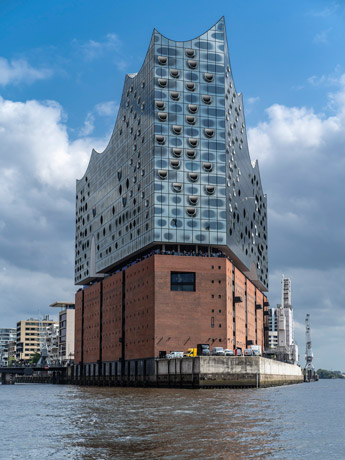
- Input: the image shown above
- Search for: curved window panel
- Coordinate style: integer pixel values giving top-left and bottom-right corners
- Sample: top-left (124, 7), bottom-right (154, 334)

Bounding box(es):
top-left (205, 185), bottom-right (215, 195)
top-left (188, 138), bottom-right (198, 147)
top-left (158, 78), bottom-right (167, 88)
top-left (189, 196), bottom-right (198, 205)
top-left (186, 82), bottom-right (196, 92)
top-left (173, 125), bottom-right (182, 135)
top-left (156, 135), bottom-right (165, 145)
top-left (172, 148), bottom-right (182, 157)
top-left (158, 169), bottom-right (168, 179)
top-left (170, 91), bottom-right (180, 101)
top-left (204, 73), bottom-right (214, 82)
top-left (189, 172), bottom-right (198, 182)
top-left (186, 149), bottom-right (196, 159)
top-left (170, 159), bottom-right (180, 169)
top-left (185, 49), bottom-right (195, 58)
top-left (158, 56), bottom-right (167, 65)
top-left (186, 207), bottom-right (197, 217)
top-left (202, 94), bottom-right (212, 104)
top-left (203, 162), bottom-right (213, 172)
top-left (170, 69), bottom-right (180, 78)
top-left (173, 182), bottom-right (182, 192)
top-left (156, 100), bottom-right (165, 110)
top-left (188, 104), bottom-right (198, 114)
top-left (158, 112), bottom-right (167, 121)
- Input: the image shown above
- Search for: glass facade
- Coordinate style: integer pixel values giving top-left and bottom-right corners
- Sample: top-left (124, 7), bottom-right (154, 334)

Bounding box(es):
top-left (75, 18), bottom-right (268, 290)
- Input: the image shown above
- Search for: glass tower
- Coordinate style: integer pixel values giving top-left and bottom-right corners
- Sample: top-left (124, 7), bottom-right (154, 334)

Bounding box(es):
top-left (75, 18), bottom-right (268, 291)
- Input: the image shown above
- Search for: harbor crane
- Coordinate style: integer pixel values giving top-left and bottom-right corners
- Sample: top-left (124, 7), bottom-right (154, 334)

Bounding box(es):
top-left (304, 313), bottom-right (318, 382)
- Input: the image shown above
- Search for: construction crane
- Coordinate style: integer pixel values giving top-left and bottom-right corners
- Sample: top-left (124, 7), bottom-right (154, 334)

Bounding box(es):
top-left (304, 313), bottom-right (318, 382)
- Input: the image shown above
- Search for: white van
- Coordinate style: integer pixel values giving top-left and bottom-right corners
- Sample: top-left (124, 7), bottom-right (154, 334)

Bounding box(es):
top-left (166, 351), bottom-right (184, 359)
top-left (212, 347), bottom-right (225, 356)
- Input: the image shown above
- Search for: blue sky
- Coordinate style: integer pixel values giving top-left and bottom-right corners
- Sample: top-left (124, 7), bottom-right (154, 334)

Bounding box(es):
top-left (0, 0), bottom-right (344, 369)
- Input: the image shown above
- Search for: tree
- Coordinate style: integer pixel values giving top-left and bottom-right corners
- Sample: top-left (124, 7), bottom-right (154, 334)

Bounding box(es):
top-left (30, 352), bottom-right (41, 364)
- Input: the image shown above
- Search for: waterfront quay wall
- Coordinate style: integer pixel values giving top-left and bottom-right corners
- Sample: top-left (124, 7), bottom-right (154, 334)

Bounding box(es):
top-left (72, 356), bottom-right (303, 388)
top-left (156, 356), bottom-right (303, 388)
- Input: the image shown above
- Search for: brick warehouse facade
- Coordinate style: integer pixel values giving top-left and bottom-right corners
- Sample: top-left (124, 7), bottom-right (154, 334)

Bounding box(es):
top-left (75, 253), bottom-right (269, 374)
top-left (74, 18), bottom-right (270, 377)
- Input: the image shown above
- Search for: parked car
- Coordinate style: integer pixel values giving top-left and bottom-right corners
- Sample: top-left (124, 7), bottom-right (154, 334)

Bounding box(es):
top-left (224, 349), bottom-right (234, 356)
top-left (244, 348), bottom-right (253, 356)
top-left (249, 345), bottom-right (262, 356)
top-left (235, 348), bottom-right (242, 356)
top-left (165, 351), bottom-right (184, 359)
top-left (212, 347), bottom-right (225, 356)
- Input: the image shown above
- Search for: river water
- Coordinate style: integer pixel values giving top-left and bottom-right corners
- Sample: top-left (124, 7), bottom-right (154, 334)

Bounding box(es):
top-left (0, 380), bottom-right (343, 459)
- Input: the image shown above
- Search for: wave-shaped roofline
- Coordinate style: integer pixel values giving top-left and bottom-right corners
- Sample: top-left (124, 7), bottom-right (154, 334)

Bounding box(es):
top-left (77, 17), bottom-right (227, 182)
top-left (153, 16), bottom-right (225, 45)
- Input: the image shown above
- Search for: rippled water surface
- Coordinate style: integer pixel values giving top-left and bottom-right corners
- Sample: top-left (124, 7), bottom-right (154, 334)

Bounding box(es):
top-left (0, 380), bottom-right (344, 459)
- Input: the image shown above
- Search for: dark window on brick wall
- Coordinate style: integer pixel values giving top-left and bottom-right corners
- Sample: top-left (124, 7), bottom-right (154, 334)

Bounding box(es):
top-left (171, 272), bottom-right (195, 291)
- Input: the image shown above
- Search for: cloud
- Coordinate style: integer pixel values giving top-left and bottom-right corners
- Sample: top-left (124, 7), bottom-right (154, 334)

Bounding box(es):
top-left (95, 100), bottom-right (119, 117)
top-left (0, 95), bottom-right (108, 326)
top-left (313, 28), bottom-right (332, 44)
top-left (308, 3), bottom-right (340, 18)
top-left (247, 75), bottom-right (345, 369)
top-left (72, 33), bottom-right (127, 70)
top-left (269, 267), bottom-right (345, 370)
top-left (79, 112), bottom-right (95, 136)
top-left (247, 96), bottom-right (260, 105)
top-left (0, 57), bottom-right (52, 86)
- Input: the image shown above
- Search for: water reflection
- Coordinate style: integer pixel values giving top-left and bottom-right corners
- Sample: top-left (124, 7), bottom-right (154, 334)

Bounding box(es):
top-left (64, 387), bottom-right (277, 460)
top-left (1, 381), bottom-right (344, 460)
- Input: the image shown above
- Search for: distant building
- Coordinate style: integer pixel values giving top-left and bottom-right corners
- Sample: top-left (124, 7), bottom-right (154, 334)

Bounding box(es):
top-left (7, 341), bottom-right (16, 362)
top-left (45, 323), bottom-right (59, 364)
top-left (50, 302), bottom-right (75, 364)
top-left (16, 316), bottom-right (58, 361)
top-left (0, 328), bottom-right (16, 365)
top-left (267, 307), bottom-right (278, 348)
top-left (282, 275), bottom-right (294, 347)
top-left (266, 276), bottom-right (298, 364)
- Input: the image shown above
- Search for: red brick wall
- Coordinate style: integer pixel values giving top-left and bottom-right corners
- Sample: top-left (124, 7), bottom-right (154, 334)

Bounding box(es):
top-left (102, 272), bottom-right (123, 361)
top-left (256, 290), bottom-right (264, 349)
top-left (125, 257), bottom-right (155, 360)
top-left (247, 280), bottom-right (256, 346)
top-left (74, 289), bottom-right (83, 364)
top-left (154, 255), bottom-right (227, 355)
top-left (225, 259), bottom-right (234, 350)
top-left (234, 268), bottom-right (246, 350)
top-left (83, 283), bottom-right (101, 363)
top-left (74, 254), bottom-right (268, 362)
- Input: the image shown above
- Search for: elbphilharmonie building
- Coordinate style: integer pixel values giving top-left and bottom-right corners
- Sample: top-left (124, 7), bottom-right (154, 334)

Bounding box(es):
top-left (74, 18), bottom-right (269, 375)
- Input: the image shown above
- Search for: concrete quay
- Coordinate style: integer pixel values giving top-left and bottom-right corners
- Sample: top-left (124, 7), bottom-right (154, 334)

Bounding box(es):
top-left (73, 356), bottom-right (303, 388)
top-left (156, 356), bottom-right (303, 388)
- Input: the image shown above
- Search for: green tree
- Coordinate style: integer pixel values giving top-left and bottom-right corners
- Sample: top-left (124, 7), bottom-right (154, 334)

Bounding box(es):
top-left (30, 352), bottom-right (41, 364)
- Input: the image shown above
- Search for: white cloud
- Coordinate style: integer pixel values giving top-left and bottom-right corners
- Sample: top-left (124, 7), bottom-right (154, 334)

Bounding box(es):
top-left (247, 96), bottom-right (260, 105)
top-left (0, 258), bottom-right (74, 325)
top-left (0, 57), bottom-right (52, 86)
top-left (248, 76), bottom-right (345, 369)
top-left (95, 100), bottom-right (118, 117)
top-left (313, 28), bottom-right (332, 44)
top-left (308, 3), bottom-right (340, 18)
top-left (79, 112), bottom-right (95, 136)
top-left (0, 96), bottom-right (107, 189)
top-left (72, 33), bottom-right (127, 70)
top-left (0, 95), bottom-right (109, 326)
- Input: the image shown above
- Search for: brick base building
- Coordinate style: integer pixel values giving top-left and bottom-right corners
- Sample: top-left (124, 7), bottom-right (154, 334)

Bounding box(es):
top-left (75, 253), bottom-right (268, 377)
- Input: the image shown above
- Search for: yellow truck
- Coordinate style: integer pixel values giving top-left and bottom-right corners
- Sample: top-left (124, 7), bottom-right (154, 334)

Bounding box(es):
top-left (184, 348), bottom-right (197, 357)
